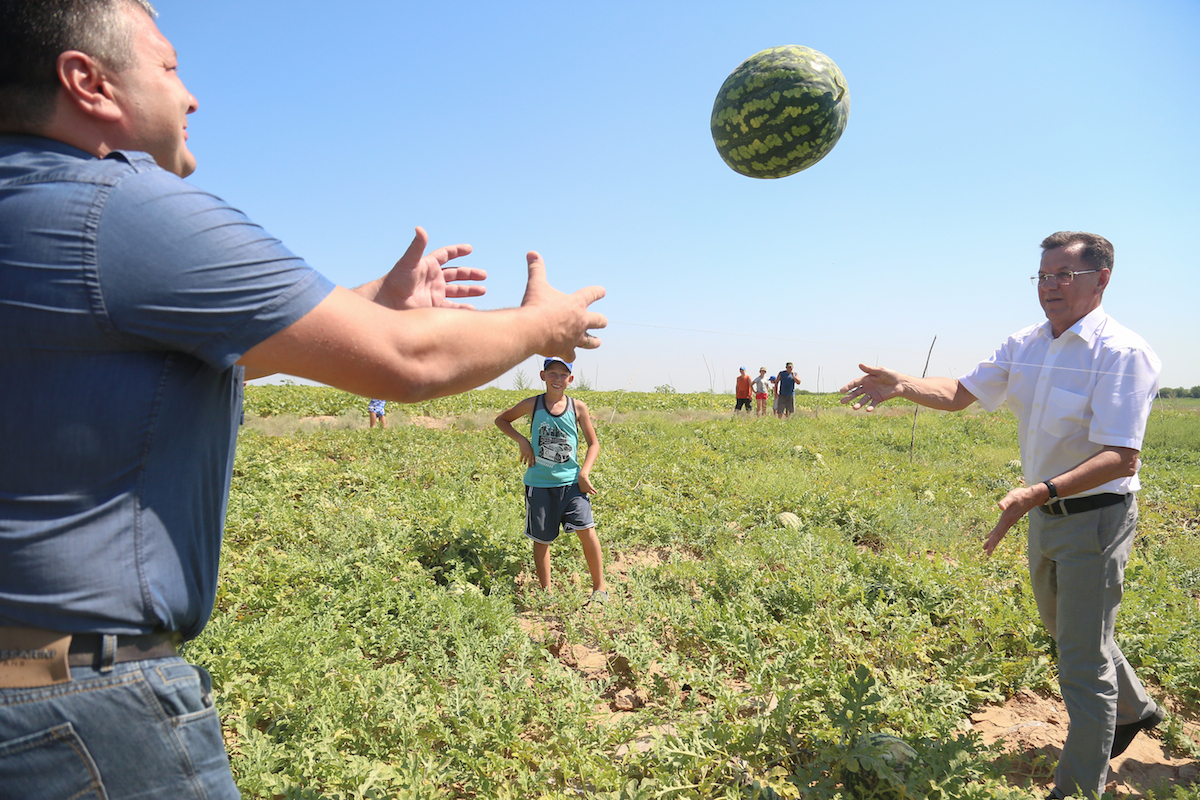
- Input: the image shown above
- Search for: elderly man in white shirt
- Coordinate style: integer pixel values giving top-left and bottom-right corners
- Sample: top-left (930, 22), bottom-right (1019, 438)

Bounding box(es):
top-left (840, 231), bottom-right (1162, 800)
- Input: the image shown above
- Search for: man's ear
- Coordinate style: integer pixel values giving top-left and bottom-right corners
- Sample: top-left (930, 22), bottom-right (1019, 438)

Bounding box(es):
top-left (1096, 268), bottom-right (1111, 293)
top-left (56, 51), bottom-right (122, 122)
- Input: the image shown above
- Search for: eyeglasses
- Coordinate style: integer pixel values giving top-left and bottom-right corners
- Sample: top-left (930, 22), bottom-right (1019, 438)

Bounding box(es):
top-left (1031, 269), bottom-right (1104, 287)
top-left (1031, 269), bottom-right (1102, 287)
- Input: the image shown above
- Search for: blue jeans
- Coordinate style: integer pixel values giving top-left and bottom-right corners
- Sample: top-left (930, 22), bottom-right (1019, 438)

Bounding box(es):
top-left (1028, 495), bottom-right (1155, 799)
top-left (0, 657), bottom-right (240, 799)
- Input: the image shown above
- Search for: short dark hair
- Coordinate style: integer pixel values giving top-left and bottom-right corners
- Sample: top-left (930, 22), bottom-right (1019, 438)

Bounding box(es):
top-left (0, 0), bottom-right (157, 132)
top-left (1040, 231), bottom-right (1114, 272)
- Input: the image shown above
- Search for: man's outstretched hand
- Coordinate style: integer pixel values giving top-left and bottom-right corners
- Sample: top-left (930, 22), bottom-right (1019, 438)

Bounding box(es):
top-left (520, 250), bottom-right (605, 363)
top-left (355, 226), bottom-right (487, 310)
top-left (839, 364), bottom-right (906, 411)
top-left (983, 485), bottom-right (1042, 556)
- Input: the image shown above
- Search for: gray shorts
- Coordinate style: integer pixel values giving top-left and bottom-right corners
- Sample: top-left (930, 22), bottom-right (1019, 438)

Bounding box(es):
top-left (524, 484), bottom-right (594, 544)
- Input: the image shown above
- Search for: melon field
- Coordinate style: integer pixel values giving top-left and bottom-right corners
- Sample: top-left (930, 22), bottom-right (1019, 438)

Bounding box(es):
top-left (189, 386), bottom-right (1200, 799)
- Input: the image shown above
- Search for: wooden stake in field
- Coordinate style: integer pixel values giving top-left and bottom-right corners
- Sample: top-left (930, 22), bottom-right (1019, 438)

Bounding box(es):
top-left (910, 336), bottom-right (937, 464)
top-left (609, 370), bottom-right (641, 425)
top-left (815, 366), bottom-right (821, 418)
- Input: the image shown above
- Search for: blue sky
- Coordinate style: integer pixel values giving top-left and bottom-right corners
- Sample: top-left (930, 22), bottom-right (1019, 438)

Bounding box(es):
top-left (160, 0), bottom-right (1199, 394)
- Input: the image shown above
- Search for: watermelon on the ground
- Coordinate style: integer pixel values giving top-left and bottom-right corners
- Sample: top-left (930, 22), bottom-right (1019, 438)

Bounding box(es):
top-left (710, 45), bottom-right (850, 179)
top-left (840, 732), bottom-right (918, 799)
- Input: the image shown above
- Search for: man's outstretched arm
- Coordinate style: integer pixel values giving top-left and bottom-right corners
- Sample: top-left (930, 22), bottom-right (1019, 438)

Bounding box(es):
top-left (238, 251), bottom-right (604, 403)
top-left (840, 363), bottom-right (976, 412)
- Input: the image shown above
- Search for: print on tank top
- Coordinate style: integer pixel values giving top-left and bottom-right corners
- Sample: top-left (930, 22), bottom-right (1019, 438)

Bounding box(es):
top-left (536, 421), bottom-right (572, 466)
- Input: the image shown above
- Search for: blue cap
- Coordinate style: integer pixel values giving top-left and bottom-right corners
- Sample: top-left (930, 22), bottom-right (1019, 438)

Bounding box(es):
top-left (543, 357), bottom-right (573, 371)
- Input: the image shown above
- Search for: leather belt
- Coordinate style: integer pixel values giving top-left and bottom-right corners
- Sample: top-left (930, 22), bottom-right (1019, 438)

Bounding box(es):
top-left (67, 631), bottom-right (181, 668)
top-left (1041, 492), bottom-right (1128, 517)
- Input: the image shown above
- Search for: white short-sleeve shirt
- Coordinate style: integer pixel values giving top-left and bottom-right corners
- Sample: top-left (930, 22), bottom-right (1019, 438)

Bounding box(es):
top-left (958, 306), bottom-right (1160, 498)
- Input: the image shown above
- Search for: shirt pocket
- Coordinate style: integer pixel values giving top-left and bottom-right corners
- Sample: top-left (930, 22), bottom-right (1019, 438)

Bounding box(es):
top-left (1041, 386), bottom-right (1089, 439)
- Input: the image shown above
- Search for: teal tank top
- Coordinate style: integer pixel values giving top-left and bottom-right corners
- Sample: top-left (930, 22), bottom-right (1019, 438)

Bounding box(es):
top-left (524, 395), bottom-right (580, 487)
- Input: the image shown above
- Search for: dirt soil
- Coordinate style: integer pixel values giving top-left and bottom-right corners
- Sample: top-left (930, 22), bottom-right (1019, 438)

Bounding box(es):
top-left (405, 415), bottom-right (452, 430)
top-left (294, 414), bottom-right (451, 430)
top-left (971, 688), bottom-right (1198, 797)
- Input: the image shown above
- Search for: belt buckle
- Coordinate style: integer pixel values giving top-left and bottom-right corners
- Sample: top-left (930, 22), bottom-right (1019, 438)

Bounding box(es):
top-left (1044, 500), bottom-right (1066, 516)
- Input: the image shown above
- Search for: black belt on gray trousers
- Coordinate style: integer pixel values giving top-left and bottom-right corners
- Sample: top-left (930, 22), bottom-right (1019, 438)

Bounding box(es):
top-left (1040, 492), bottom-right (1128, 517)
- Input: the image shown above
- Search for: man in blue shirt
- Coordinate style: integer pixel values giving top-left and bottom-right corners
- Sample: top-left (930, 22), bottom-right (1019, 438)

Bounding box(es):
top-left (775, 362), bottom-right (801, 419)
top-left (0, 1), bottom-right (606, 797)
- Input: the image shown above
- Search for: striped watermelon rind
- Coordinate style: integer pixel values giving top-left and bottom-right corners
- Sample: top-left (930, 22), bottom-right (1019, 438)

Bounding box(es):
top-left (711, 45), bottom-right (850, 179)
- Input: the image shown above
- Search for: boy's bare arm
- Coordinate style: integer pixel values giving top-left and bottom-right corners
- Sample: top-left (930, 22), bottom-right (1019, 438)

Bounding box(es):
top-left (495, 396), bottom-right (538, 467)
top-left (575, 399), bottom-right (600, 494)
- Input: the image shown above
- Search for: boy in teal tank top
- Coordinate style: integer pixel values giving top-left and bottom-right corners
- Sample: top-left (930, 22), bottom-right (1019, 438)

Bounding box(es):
top-left (496, 357), bottom-right (608, 605)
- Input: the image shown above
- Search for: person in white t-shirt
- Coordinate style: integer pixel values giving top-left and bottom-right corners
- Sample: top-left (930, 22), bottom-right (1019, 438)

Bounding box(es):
top-left (752, 367), bottom-right (771, 417)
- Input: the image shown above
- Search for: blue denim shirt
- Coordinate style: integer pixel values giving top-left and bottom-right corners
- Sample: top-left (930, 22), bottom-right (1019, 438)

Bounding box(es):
top-left (0, 136), bottom-right (335, 639)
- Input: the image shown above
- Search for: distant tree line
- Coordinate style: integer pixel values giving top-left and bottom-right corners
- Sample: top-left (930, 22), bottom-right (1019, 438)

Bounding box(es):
top-left (1159, 386), bottom-right (1200, 399)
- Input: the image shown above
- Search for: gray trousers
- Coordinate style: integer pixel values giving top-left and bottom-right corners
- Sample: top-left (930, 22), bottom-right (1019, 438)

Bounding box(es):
top-left (1028, 494), bottom-right (1156, 798)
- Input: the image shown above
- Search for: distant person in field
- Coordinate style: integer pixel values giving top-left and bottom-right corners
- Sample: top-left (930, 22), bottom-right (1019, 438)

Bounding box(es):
top-left (775, 362), bottom-right (800, 418)
top-left (769, 373), bottom-right (779, 414)
top-left (752, 367), bottom-right (771, 417)
top-left (495, 357), bottom-right (608, 606)
top-left (368, 398), bottom-right (388, 428)
top-left (841, 231), bottom-right (1162, 800)
top-left (0, 1), bottom-right (605, 796)
top-left (734, 367), bottom-right (753, 414)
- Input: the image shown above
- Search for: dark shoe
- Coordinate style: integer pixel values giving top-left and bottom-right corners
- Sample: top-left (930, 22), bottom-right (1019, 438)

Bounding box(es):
top-left (1046, 790), bottom-right (1064, 800)
top-left (1111, 705), bottom-right (1166, 758)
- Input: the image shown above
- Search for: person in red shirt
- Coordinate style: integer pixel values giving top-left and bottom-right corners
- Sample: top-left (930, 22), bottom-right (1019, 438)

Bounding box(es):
top-left (734, 367), bottom-right (753, 414)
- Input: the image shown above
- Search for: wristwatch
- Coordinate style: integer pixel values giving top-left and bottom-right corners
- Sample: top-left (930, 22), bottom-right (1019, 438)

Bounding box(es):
top-left (1043, 480), bottom-right (1059, 506)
